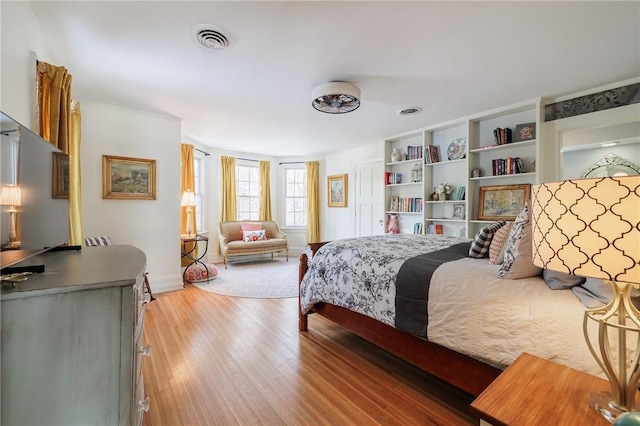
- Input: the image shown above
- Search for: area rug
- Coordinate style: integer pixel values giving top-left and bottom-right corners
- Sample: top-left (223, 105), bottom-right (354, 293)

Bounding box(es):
top-left (192, 258), bottom-right (298, 298)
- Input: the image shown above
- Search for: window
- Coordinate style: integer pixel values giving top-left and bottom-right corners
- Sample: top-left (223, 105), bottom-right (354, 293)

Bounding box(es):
top-left (193, 156), bottom-right (204, 231)
top-left (236, 163), bottom-right (260, 220)
top-left (284, 167), bottom-right (307, 227)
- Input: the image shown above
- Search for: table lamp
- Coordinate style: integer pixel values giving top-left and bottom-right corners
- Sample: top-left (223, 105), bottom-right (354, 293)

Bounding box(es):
top-left (0, 185), bottom-right (22, 244)
top-left (531, 176), bottom-right (640, 423)
top-left (181, 190), bottom-right (197, 237)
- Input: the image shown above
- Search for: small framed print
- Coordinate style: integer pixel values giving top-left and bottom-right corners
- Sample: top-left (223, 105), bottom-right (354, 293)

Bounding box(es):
top-left (515, 122), bottom-right (536, 142)
top-left (102, 155), bottom-right (156, 200)
top-left (389, 196), bottom-right (399, 212)
top-left (327, 174), bottom-right (347, 207)
top-left (478, 184), bottom-right (531, 221)
top-left (451, 203), bottom-right (465, 220)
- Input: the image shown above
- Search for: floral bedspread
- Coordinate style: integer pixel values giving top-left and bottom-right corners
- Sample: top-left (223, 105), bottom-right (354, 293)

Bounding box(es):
top-left (299, 234), bottom-right (470, 327)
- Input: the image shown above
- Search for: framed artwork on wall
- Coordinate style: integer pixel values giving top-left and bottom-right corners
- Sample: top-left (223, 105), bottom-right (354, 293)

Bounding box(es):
top-left (327, 174), bottom-right (347, 207)
top-left (478, 184), bottom-right (530, 221)
top-left (102, 155), bottom-right (156, 200)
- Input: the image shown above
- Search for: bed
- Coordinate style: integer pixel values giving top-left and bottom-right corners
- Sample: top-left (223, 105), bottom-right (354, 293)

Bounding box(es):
top-left (298, 232), bottom-right (604, 397)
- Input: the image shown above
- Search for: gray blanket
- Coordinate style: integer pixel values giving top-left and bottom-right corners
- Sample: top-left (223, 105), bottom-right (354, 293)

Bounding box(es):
top-left (394, 242), bottom-right (470, 337)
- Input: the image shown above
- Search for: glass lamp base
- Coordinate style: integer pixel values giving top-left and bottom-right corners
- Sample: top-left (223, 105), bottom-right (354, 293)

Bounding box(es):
top-left (590, 391), bottom-right (637, 423)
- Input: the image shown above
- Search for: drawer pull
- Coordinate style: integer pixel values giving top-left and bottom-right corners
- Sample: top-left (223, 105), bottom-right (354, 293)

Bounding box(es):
top-left (139, 343), bottom-right (152, 357)
top-left (139, 292), bottom-right (151, 305)
top-left (137, 397), bottom-right (150, 412)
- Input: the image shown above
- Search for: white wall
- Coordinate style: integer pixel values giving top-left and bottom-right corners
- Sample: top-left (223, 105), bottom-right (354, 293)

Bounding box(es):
top-left (0, 1), bottom-right (54, 126)
top-left (324, 141), bottom-right (384, 241)
top-left (81, 102), bottom-right (183, 293)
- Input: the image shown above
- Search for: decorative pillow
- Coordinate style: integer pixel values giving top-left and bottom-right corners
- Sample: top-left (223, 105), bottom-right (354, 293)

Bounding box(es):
top-left (243, 229), bottom-right (267, 242)
top-left (489, 223), bottom-right (512, 265)
top-left (184, 263), bottom-right (218, 283)
top-left (84, 236), bottom-right (113, 247)
top-left (240, 222), bottom-right (262, 239)
top-left (498, 203), bottom-right (542, 279)
top-left (468, 221), bottom-right (506, 258)
top-left (542, 270), bottom-right (586, 290)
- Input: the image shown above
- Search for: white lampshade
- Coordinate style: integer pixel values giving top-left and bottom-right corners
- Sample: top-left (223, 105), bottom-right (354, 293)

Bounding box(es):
top-left (180, 190), bottom-right (196, 207)
top-left (531, 176), bottom-right (639, 284)
top-left (0, 185), bottom-right (21, 207)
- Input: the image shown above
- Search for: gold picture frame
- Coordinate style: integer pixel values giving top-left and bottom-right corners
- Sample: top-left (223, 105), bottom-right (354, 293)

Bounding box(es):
top-left (102, 155), bottom-right (156, 200)
top-left (327, 174), bottom-right (347, 207)
top-left (52, 152), bottom-right (69, 199)
top-left (478, 184), bottom-right (530, 221)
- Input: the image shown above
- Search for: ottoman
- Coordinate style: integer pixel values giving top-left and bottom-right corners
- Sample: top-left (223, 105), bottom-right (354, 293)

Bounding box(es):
top-left (184, 263), bottom-right (218, 283)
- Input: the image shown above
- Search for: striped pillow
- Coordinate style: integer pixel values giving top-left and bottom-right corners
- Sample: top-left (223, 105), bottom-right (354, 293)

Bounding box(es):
top-left (84, 236), bottom-right (113, 247)
top-left (468, 221), bottom-right (506, 258)
top-left (489, 223), bottom-right (512, 264)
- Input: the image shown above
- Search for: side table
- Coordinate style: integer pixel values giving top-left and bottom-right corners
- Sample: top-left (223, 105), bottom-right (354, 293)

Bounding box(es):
top-left (470, 352), bottom-right (611, 425)
top-left (181, 234), bottom-right (210, 282)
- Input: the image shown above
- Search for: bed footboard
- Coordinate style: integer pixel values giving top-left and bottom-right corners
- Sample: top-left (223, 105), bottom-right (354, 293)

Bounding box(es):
top-left (298, 242), bottom-right (330, 331)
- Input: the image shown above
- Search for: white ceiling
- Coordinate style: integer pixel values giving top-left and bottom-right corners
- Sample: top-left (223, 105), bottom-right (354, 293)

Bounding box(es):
top-left (28, 1), bottom-right (640, 157)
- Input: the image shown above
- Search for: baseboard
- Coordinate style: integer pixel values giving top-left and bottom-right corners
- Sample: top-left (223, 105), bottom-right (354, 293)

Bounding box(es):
top-left (146, 273), bottom-right (184, 294)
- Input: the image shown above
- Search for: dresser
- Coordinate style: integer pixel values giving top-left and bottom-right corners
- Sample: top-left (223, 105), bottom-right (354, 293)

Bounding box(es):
top-left (1, 245), bottom-right (150, 426)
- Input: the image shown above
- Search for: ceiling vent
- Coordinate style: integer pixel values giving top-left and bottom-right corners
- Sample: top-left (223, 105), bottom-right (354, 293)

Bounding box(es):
top-left (398, 107), bottom-right (421, 116)
top-left (191, 24), bottom-right (232, 50)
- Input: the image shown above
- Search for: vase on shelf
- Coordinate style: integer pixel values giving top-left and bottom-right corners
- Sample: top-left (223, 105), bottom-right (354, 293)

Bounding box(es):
top-left (391, 148), bottom-right (401, 163)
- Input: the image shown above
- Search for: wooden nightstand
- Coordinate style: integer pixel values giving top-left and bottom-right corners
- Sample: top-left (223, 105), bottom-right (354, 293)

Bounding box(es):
top-left (470, 352), bottom-right (611, 426)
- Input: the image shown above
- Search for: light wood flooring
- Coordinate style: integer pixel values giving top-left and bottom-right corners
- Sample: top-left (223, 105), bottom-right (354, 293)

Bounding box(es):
top-left (142, 283), bottom-right (478, 425)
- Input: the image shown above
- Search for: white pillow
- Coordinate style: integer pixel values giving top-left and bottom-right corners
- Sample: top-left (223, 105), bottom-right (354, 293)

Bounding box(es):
top-left (243, 229), bottom-right (267, 242)
top-left (498, 203), bottom-right (542, 279)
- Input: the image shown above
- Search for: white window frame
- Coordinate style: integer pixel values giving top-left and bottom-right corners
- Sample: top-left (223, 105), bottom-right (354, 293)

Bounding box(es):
top-left (282, 165), bottom-right (307, 228)
top-left (236, 161), bottom-right (260, 221)
top-left (193, 154), bottom-right (205, 233)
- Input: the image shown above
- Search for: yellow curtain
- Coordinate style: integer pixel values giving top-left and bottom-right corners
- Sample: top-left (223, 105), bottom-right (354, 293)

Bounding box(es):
top-left (37, 60), bottom-right (81, 246)
top-left (68, 101), bottom-right (84, 246)
top-left (181, 144), bottom-right (197, 266)
top-left (306, 161), bottom-right (320, 243)
top-left (259, 160), bottom-right (272, 221)
top-left (220, 156), bottom-right (237, 222)
top-left (37, 61), bottom-right (72, 151)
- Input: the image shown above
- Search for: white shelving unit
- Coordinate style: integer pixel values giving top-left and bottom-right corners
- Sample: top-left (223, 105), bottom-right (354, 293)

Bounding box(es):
top-left (383, 98), bottom-right (543, 237)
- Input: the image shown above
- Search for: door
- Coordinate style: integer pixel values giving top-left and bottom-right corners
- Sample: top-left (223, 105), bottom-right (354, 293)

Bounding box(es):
top-left (354, 160), bottom-right (385, 237)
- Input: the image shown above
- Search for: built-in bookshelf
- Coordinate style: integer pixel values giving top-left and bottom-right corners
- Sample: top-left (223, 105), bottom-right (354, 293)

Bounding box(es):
top-left (384, 98), bottom-right (543, 237)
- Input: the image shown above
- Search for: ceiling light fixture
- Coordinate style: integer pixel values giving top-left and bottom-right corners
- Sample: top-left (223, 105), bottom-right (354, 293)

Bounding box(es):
top-left (191, 24), bottom-right (232, 50)
top-left (312, 82), bottom-right (361, 114)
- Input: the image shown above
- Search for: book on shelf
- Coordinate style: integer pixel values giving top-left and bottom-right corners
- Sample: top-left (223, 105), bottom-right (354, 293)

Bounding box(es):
top-left (455, 186), bottom-right (466, 200)
top-left (413, 222), bottom-right (423, 234)
top-left (491, 157), bottom-right (526, 176)
top-left (426, 224), bottom-right (444, 235)
top-left (424, 145), bottom-right (441, 163)
top-left (394, 197), bottom-right (423, 213)
top-left (385, 172), bottom-right (403, 184)
top-left (493, 127), bottom-right (513, 145)
top-left (406, 145), bottom-right (423, 160)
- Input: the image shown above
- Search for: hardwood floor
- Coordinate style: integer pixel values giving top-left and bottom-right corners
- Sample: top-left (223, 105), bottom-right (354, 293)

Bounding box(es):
top-left (142, 284), bottom-right (478, 425)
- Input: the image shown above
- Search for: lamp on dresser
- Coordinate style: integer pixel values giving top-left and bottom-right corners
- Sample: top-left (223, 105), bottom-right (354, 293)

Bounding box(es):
top-left (531, 176), bottom-right (640, 423)
top-left (0, 185), bottom-right (21, 245)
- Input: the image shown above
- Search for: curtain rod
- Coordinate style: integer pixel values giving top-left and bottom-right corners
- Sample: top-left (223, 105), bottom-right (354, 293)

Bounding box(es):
top-left (237, 157), bottom-right (259, 163)
top-left (195, 148), bottom-right (210, 156)
top-left (278, 161), bottom-right (305, 165)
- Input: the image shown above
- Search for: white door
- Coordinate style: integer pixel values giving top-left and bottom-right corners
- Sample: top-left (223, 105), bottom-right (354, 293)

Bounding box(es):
top-left (354, 160), bottom-right (385, 237)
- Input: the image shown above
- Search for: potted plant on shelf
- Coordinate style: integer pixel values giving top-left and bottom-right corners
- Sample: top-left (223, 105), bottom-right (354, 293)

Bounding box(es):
top-left (434, 183), bottom-right (453, 201)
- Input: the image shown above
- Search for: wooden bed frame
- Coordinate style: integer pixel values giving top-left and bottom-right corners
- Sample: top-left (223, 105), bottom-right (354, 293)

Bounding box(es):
top-left (298, 242), bottom-right (502, 397)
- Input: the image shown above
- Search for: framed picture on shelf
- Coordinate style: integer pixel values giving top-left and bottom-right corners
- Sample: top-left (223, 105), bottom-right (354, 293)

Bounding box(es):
top-left (451, 203), bottom-right (465, 220)
top-left (515, 122), bottom-right (536, 142)
top-left (389, 196), bottom-right (399, 212)
top-left (478, 184), bottom-right (531, 221)
top-left (327, 174), bottom-right (347, 207)
top-left (102, 155), bottom-right (156, 200)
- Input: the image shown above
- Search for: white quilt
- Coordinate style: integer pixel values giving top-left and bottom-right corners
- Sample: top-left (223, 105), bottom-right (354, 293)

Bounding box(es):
top-left (427, 257), bottom-right (604, 378)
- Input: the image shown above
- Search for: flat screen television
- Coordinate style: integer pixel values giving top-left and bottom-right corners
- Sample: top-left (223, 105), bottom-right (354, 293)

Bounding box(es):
top-left (1, 111), bottom-right (70, 270)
